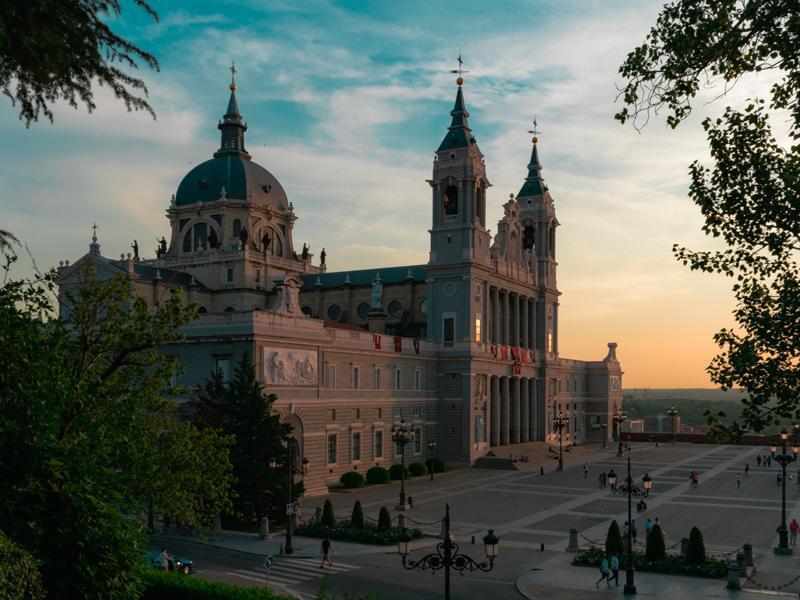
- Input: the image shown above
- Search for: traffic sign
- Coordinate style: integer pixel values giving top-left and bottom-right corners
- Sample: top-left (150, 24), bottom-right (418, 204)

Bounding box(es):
top-left (286, 503), bottom-right (295, 515)
top-left (264, 555), bottom-right (274, 569)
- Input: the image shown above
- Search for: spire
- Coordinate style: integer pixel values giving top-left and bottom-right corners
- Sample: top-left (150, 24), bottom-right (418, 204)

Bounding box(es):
top-left (89, 222), bottom-right (101, 256)
top-left (518, 121), bottom-right (548, 197)
top-left (215, 62), bottom-right (250, 159)
top-left (438, 54), bottom-right (475, 152)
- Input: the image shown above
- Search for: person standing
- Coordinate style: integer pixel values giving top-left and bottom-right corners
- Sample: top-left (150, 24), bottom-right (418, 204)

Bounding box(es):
top-left (596, 554), bottom-right (610, 588)
top-left (584, 463), bottom-right (589, 479)
top-left (736, 472), bottom-right (743, 490)
top-left (320, 536), bottom-right (333, 568)
top-left (644, 517), bottom-right (653, 536)
top-left (610, 553), bottom-right (620, 587)
top-left (158, 548), bottom-right (173, 572)
top-left (745, 464), bottom-right (750, 476)
top-left (757, 455), bottom-right (762, 467)
top-left (790, 519), bottom-right (799, 546)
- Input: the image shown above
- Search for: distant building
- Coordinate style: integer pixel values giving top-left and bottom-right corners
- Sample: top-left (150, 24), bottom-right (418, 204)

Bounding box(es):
top-left (643, 414), bottom-right (681, 433)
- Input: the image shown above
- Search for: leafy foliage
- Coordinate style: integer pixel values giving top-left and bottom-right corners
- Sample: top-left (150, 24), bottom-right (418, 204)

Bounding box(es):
top-left (617, 0), bottom-right (800, 438)
top-left (573, 545), bottom-right (727, 578)
top-left (0, 529), bottom-right (45, 599)
top-left (294, 520), bottom-right (422, 546)
top-left (350, 501), bottom-right (365, 530)
top-left (189, 355), bottom-right (296, 524)
top-left (340, 471), bottom-right (365, 489)
top-left (141, 568), bottom-right (290, 599)
top-left (321, 499), bottom-right (336, 528)
top-left (425, 457), bottom-right (446, 473)
top-left (366, 466), bottom-right (389, 484)
top-left (377, 506), bottom-right (392, 531)
top-left (0, 260), bottom-right (233, 598)
top-left (389, 464), bottom-right (408, 480)
top-left (0, 1), bottom-right (161, 126)
top-left (646, 524), bottom-right (666, 561)
top-left (408, 462), bottom-right (428, 476)
top-left (605, 520), bottom-right (624, 557)
top-left (686, 527), bottom-right (706, 565)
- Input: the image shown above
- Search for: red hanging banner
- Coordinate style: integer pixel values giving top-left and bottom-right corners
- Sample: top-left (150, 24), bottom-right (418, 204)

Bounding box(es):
top-left (394, 336), bottom-right (402, 352)
top-left (513, 362), bottom-right (521, 375)
top-left (510, 347), bottom-right (520, 362)
top-left (500, 345), bottom-right (509, 360)
top-left (373, 334), bottom-right (381, 350)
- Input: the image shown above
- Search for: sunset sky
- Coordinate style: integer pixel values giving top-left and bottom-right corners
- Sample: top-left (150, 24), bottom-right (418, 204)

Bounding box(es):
top-left (2, 0), bottom-right (775, 388)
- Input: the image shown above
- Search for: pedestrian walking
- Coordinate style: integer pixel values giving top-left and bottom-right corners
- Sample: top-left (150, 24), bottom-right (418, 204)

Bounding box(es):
top-left (745, 463), bottom-right (749, 476)
top-left (596, 554), bottom-right (610, 587)
top-left (584, 463), bottom-right (589, 478)
top-left (791, 519), bottom-right (799, 546)
top-left (610, 553), bottom-right (620, 586)
top-left (644, 518), bottom-right (653, 535)
top-left (757, 455), bottom-right (762, 467)
top-left (320, 536), bottom-right (333, 568)
top-left (736, 472), bottom-right (742, 490)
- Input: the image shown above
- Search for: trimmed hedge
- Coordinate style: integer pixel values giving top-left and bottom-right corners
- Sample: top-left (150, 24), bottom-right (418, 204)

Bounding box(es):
top-left (605, 520), bottom-right (623, 557)
top-left (351, 501), bottom-right (365, 529)
top-left (141, 569), bottom-right (290, 598)
top-left (425, 457), bottom-right (446, 473)
top-left (321, 499), bottom-right (336, 528)
top-left (572, 546), bottom-right (727, 578)
top-left (646, 523), bottom-right (666, 561)
top-left (378, 506), bottom-right (392, 531)
top-left (366, 466), bottom-right (389, 484)
top-left (408, 462), bottom-right (428, 476)
top-left (686, 527), bottom-right (706, 565)
top-left (340, 471), bottom-right (365, 489)
top-left (389, 464), bottom-right (409, 480)
top-left (294, 520), bottom-right (423, 546)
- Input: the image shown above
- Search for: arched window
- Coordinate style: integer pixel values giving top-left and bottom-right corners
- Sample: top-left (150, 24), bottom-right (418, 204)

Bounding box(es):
top-left (193, 222), bottom-right (207, 251)
top-left (182, 231), bottom-right (192, 252)
top-left (233, 219), bottom-right (241, 239)
top-left (224, 306), bottom-right (235, 313)
top-left (523, 225), bottom-right (536, 250)
top-left (443, 185), bottom-right (458, 216)
top-left (272, 235), bottom-right (283, 257)
top-left (357, 303), bottom-right (370, 320)
top-left (198, 306), bottom-right (208, 314)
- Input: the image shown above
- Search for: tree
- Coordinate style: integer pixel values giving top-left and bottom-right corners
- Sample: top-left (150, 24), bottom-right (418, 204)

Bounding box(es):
top-left (0, 1), bottom-right (160, 126)
top-left (377, 506), bottom-right (392, 531)
top-left (350, 500), bottom-right (365, 529)
top-left (617, 1), bottom-right (800, 438)
top-left (0, 260), bottom-right (233, 598)
top-left (0, 530), bottom-right (45, 600)
top-left (321, 499), bottom-right (336, 528)
top-left (645, 524), bottom-right (666, 561)
top-left (686, 526), bottom-right (706, 565)
top-left (0, 229), bottom-right (18, 253)
top-left (605, 520), bottom-right (624, 557)
top-left (190, 355), bottom-right (297, 523)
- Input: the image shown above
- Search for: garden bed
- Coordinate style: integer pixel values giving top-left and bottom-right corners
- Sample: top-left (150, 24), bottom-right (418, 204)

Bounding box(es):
top-left (572, 546), bottom-right (728, 579)
top-left (294, 520), bottom-right (423, 546)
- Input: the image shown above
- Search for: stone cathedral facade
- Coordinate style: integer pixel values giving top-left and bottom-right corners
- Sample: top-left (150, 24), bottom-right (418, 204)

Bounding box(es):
top-left (59, 75), bottom-right (623, 496)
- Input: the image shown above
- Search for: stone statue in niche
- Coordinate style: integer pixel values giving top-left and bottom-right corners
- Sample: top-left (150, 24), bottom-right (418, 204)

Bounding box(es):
top-left (370, 272), bottom-right (383, 311)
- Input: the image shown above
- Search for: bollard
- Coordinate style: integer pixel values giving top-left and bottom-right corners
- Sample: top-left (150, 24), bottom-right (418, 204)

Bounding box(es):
top-left (540, 466), bottom-right (545, 476)
top-left (743, 543), bottom-right (754, 568)
top-left (726, 562), bottom-right (741, 590)
top-left (471, 535), bottom-right (475, 544)
top-left (259, 517), bottom-right (269, 540)
top-left (566, 528), bottom-right (581, 553)
top-left (680, 537), bottom-right (689, 556)
top-left (736, 550), bottom-right (747, 577)
top-left (540, 542), bottom-right (545, 552)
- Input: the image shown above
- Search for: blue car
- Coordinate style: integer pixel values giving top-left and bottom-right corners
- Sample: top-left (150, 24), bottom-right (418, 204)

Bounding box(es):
top-left (145, 550), bottom-right (193, 575)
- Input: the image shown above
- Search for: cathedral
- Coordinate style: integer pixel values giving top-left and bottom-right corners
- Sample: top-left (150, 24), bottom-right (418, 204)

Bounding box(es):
top-left (58, 71), bottom-right (623, 496)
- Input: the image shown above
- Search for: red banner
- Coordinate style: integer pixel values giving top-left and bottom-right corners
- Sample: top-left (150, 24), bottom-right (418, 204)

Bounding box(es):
top-left (514, 362), bottom-right (521, 375)
top-left (373, 334), bottom-right (381, 350)
top-left (501, 345), bottom-right (509, 360)
top-left (394, 336), bottom-right (402, 352)
top-left (413, 338), bottom-right (420, 354)
top-left (510, 347), bottom-right (520, 362)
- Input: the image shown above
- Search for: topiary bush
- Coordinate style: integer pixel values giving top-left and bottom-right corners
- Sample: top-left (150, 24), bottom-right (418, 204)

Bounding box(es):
top-left (294, 520), bottom-right (422, 546)
top-left (350, 500), bottom-right (365, 529)
top-left (377, 506), bottom-right (392, 531)
top-left (605, 520), bottom-right (624, 557)
top-left (389, 464), bottom-right (409, 480)
top-left (425, 457), bottom-right (446, 473)
top-left (408, 462), bottom-right (428, 476)
top-left (686, 526), bottom-right (706, 565)
top-left (340, 471), bottom-right (365, 489)
top-left (321, 499), bottom-right (336, 528)
top-left (366, 466), bottom-right (389, 484)
top-left (646, 523), bottom-right (666, 561)
top-left (571, 545), bottom-right (727, 579)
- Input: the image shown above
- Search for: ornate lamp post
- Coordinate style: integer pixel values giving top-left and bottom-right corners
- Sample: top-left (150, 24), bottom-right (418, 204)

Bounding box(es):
top-left (666, 406), bottom-right (679, 443)
top-left (427, 439), bottom-right (438, 481)
top-left (392, 418), bottom-right (414, 511)
top-left (606, 442), bottom-right (653, 595)
top-left (613, 408), bottom-right (628, 457)
top-left (397, 503), bottom-right (499, 600)
top-left (269, 438), bottom-right (309, 555)
top-left (553, 412), bottom-right (568, 471)
top-left (770, 427), bottom-right (798, 555)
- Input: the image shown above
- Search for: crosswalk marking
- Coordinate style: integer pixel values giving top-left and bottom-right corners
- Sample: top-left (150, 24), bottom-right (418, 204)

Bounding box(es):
top-left (224, 557), bottom-right (361, 589)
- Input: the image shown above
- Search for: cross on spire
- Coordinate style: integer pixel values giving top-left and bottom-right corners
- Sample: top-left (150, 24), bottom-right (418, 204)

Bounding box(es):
top-left (92, 222), bottom-right (98, 242)
top-left (527, 117), bottom-right (541, 144)
top-left (449, 51), bottom-right (469, 84)
top-left (229, 61), bottom-right (238, 91)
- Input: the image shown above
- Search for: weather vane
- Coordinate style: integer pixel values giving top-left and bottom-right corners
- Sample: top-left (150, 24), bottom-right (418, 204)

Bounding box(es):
top-left (527, 117), bottom-right (541, 144)
top-left (92, 222), bottom-right (98, 241)
top-left (449, 51), bottom-right (469, 84)
top-left (229, 61), bottom-right (238, 91)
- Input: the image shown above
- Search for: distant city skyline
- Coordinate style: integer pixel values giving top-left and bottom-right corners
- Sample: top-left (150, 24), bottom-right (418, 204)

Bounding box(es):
top-left (2, 0), bottom-right (773, 388)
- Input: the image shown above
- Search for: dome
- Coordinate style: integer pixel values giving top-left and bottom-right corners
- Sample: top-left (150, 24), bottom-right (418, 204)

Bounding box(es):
top-left (174, 155), bottom-right (289, 210)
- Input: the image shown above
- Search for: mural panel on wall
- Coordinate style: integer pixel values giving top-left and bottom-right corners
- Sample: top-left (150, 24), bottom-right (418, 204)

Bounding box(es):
top-left (263, 347), bottom-right (317, 386)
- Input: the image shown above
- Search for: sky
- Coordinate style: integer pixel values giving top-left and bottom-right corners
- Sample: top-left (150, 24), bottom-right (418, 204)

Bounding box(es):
top-left (0, 0), bottom-right (775, 388)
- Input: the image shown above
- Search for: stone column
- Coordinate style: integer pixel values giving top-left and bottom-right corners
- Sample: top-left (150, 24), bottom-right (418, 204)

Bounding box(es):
top-left (502, 291), bottom-right (510, 346)
top-left (520, 377), bottom-right (530, 443)
top-left (490, 376), bottom-right (500, 446)
top-left (500, 376), bottom-right (510, 445)
top-left (521, 296), bottom-right (528, 349)
top-left (492, 287), bottom-right (500, 344)
top-left (529, 298), bottom-right (536, 350)
top-left (511, 377), bottom-right (521, 444)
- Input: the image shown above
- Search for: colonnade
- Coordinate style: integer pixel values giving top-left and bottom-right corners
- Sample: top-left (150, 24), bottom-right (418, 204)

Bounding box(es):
top-left (489, 375), bottom-right (542, 446)
top-left (488, 287), bottom-right (536, 348)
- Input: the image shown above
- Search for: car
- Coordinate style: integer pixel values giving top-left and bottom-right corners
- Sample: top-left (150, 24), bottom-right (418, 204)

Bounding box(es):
top-left (145, 550), bottom-right (193, 575)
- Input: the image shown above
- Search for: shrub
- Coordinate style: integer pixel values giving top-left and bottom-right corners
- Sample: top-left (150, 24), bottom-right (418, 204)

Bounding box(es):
top-left (408, 462), bottom-right (428, 476)
top-left (351, 500), bottom-right (365, 529)
top-left (294, 520), bottom-right (422, 546)
top-left (686, 527), bottom-right (706, 565)
top-left (646, 523), bottom-right (666, 561)
top-left (425, 457), bottom-right (446, 473)
top-left (0, 530), bottom-right (45, 600)
top-left (321, 499), bottom-right (336, 528)
top-left (571, 545), bottom-right (727, 579)
top-left (389, 464), bottom-right (409, 480)
top-left (141, 568), bottom-right (288, 598)
top-left (378, 506), bottom-right (392, 531)
top-left (340, 471), bottom-right (365, 489)
top-left (366, 466), bottom-right (389, 484)
top-left (605, 520), bottom-right (624, 557)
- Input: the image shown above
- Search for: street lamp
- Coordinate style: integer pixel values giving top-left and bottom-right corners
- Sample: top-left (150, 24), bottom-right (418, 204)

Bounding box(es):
top-left (397, 503), bottom-right (499, 600)
top-left (666, 406), bottom-right (679, 443)
top-left (771, 426), bottom-right (798, 555)
top-left (427, 439), bottom-right (438, 482)
top-left (268, 438), bottom-right (309, 555)
top-left (608, 441), bottom-right (653, 595)
top-left (392, 418), bottom-right (414, 511)
top-left (613, 408), bottom-right (628, 457)
top-left (553, 412), bottom-right (568, 471)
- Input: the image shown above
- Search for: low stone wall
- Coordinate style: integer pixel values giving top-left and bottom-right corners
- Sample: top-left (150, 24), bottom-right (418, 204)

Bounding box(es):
top-left (623, 432), bottom-right (774, 445)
